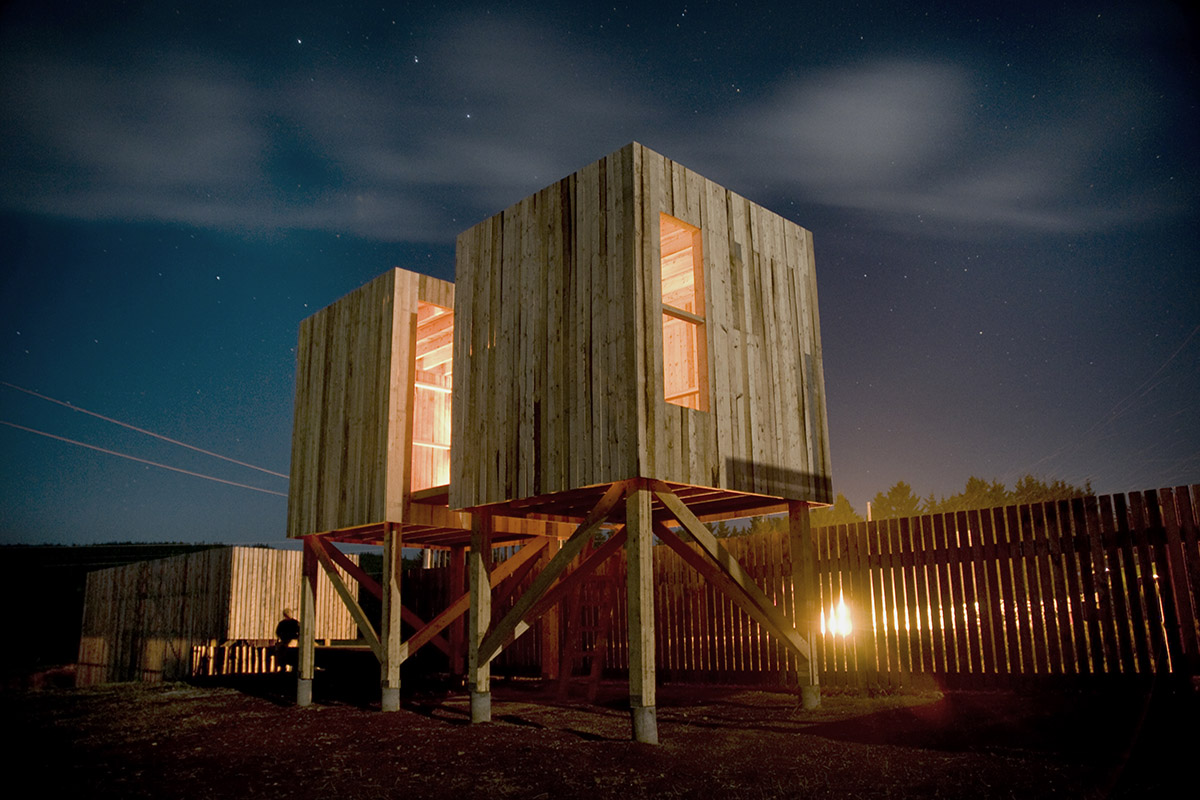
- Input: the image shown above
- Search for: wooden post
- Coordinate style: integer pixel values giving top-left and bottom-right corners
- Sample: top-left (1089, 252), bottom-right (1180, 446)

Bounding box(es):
top-left (626, 486), bottom-right (658, 743)
top-left (540, 538), bottom-right (561, 680)
top-left (789, 501), bottom-right (820, 709)
top-left (468, 511), bottom-right (494, 723)
top-left (297, 536), bottom-right (318, 706)
top-left (448, 545), bottom-right (466, 677)
top-left (380, 524), bottom-right (403, 711)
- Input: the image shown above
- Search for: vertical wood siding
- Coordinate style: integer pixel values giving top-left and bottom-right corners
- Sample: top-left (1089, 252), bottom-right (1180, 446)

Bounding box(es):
top-left (77, 547), bottom-right (358, 685)
top-left (451, 142), bottom-right (831, 509)
top-left (287, 269), bottom-right (455, 537)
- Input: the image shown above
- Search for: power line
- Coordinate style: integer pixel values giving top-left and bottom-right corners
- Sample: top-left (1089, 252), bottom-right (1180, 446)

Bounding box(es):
top-left (1, 420), bottom-right (288, 498)
top-left (1, 381), bottom-right (289, 479)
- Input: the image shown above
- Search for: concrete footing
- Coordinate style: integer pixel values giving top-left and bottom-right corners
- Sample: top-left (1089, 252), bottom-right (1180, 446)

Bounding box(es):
top-left (381, 686), bottom-right (400, 712)
top-left (296, 678), bottom-right (313, 708)
top-left (630, 705), bottom-right (658, 744)
top-left (470, 690), bottom-right (491, 723)
top-left (800, 684), bottom-right (821, 711)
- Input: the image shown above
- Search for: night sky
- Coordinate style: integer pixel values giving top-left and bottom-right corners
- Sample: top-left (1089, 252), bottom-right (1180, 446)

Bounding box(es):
top-left (2, 1), bottom-right (1197, 545)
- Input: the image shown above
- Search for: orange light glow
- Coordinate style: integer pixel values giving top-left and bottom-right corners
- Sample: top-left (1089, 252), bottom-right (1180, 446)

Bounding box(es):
top-left (660, 214), bottom-right (707, 411)
top-left (411, 300), bottom-right (452, 491)
top-left (822, 594), bottom-right (853, 637)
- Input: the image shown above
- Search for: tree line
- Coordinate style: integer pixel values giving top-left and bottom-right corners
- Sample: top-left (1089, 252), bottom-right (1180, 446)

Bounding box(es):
top-left (711, 474), bottom-right (1092, 537)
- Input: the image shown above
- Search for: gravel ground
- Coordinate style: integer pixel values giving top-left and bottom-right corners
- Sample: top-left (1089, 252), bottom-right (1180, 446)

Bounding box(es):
top-left (4, 674), bottom-right (1195, 799)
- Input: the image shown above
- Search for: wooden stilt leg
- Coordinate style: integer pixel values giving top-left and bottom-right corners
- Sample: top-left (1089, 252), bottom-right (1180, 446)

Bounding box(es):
top-left (297, 536), bottom-right (318, 707)
top-left (790, 501), bottom-right (820, 709)
top-left (626, 486), bottom-right (658, 744)
top-left (449, 545), bottom-right (466, 677)
top-left (468, 511), bottom-right (493, 723)
top-left (540, 538), bottom-right (561, 681)
top-left (381, 524), bottom-right (403, 712)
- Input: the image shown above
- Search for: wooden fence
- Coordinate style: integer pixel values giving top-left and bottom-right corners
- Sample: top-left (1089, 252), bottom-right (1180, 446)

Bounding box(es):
top-left (807, 486), bottom-right (1200, 689)
top-left (77, 547), bottom-right (359, 685)
top-left (411, 485), bottom-right (1199, 690)
top-left (80, 486), bottom-right (1196, 690)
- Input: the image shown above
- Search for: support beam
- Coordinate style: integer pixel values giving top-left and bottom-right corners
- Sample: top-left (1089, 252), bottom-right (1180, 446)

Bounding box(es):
top-left (524, 527), bottom-right (627, 633)
top-left (399, 607), bottom-right (451, 656)
top-left (406, 537), bottom-right (548, 657)
top-left (449, 545), bottom-right (466, 676)
top-left (626, 486), bottom-right (658, 744)
top-left (539, 539), bottom-right (561, 680)
top-left (311, 536), bottom-right (383, 661)
top-left (468, 511), bottom-right (493, 723)
top-left (320, 538), bottom-right (382, 599)
top-left (478, 480), bottom-right (629, 664)
top-left (789, 501), bottom-right (821, 709)
top-left (485, 526), bottom-right (628, 658)
top-left (654, 521), bottom-right (803, 656)
top-left (654, 486), bottom-right (812, 662)
top-left (380, 524), bottom-right (403, 712)
top-left (297, 536), bottom-right (318, 707)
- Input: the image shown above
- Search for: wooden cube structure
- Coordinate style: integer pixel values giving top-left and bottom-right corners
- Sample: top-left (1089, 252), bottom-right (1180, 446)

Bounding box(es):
top-left (283, 267), bottom-right (569, 713)
top-left (286, 268), bottom-right (456, 538)
top-left (282, 143), bottom-right (831, 736)
top-left (451, 141), bottom-right (831, 514)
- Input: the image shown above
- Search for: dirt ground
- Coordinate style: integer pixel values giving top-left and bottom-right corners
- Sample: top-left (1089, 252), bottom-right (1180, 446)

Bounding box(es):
top-left (4, 672), bottom-right (1196, 799)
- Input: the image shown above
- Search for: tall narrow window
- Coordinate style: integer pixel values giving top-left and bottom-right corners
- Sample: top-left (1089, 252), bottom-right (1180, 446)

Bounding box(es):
top-left (411, 300), bottom-right (453, 491)
top-left (660, 213), bottom-right (708, 411)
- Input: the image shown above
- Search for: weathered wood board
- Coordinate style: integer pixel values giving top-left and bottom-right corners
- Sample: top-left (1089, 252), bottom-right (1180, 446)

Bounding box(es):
top-left (287, 268), bottom-right (455, 538)
top-left (76, 546), bottom-right (358, 685)
top-left (451, 142), bottom-right (832, 510)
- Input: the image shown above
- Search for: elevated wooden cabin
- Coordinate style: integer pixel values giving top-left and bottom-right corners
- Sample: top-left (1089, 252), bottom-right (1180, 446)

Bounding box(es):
top-left (451, 143), bottom-right (831, 741)
top-left (451, 141), bottom-right (832, 518)
top-left (281, 144), bottom-right (831, 739)
top-left (284, 267), bottom-right (569, 711)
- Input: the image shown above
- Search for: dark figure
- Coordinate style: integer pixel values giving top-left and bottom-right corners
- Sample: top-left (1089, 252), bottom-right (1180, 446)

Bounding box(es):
top-left (275, 609), bottom-right (300, 670)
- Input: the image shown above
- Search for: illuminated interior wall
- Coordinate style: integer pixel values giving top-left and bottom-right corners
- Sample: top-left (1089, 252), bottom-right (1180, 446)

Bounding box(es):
top-left (411, 300), bottom-right (453, 491)
top-left (660, 213), bottom-right (708, 411)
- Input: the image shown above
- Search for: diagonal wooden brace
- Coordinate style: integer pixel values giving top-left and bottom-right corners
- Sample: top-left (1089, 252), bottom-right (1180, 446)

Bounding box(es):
top-left (314, 535), bottom-right (452, 656)
top-left (318, 536), bottom-right (382, 598)
top-left (310, 535), bottom-right (384, 661)
top-left (489, 525), bottom-right (629, 657)
top-left (478, 480), bottom-right (631, 664)
top-left (653, 487), bottom-right (812, 662)
top-left (405, 537), bottom-right (548, 656)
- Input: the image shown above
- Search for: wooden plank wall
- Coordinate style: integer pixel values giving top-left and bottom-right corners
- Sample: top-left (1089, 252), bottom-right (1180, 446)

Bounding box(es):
top-left (636, 144), bottom-right (832, 502)
top-left (451, 142), bottom-right (831, 510)
top-left (288, 269), bottom-right (455, 538)
top-left (77, 547), bottom-right (359, 685)
top-left (452, 146), bottom-right (640, 508)
top-left (414, 486), bottom-right (1199, 688)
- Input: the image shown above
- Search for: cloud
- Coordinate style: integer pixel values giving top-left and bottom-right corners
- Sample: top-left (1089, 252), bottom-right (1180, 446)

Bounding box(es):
top-left (0, 13), bottom-right (661, 241)
top-left (718, 58), bottom-right (1183, 236)
top-left (0, 12), bottom-right (1187, 244)
top-left (750, 61), bottom-right (970, 188)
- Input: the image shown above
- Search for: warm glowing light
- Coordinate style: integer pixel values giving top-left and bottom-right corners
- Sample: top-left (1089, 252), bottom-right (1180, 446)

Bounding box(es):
top-left (823, 594), bottom-right (853, 637)
top-left (411, 301), bottom-right (453, 490)
top-left (660, 214), bottom-right (707, 411)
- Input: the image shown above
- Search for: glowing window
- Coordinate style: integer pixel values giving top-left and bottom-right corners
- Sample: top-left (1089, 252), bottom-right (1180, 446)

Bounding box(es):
top-left (411, 300), bottom-right (453, 491)
top-left (660, 214), bottom-right (707, 411)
